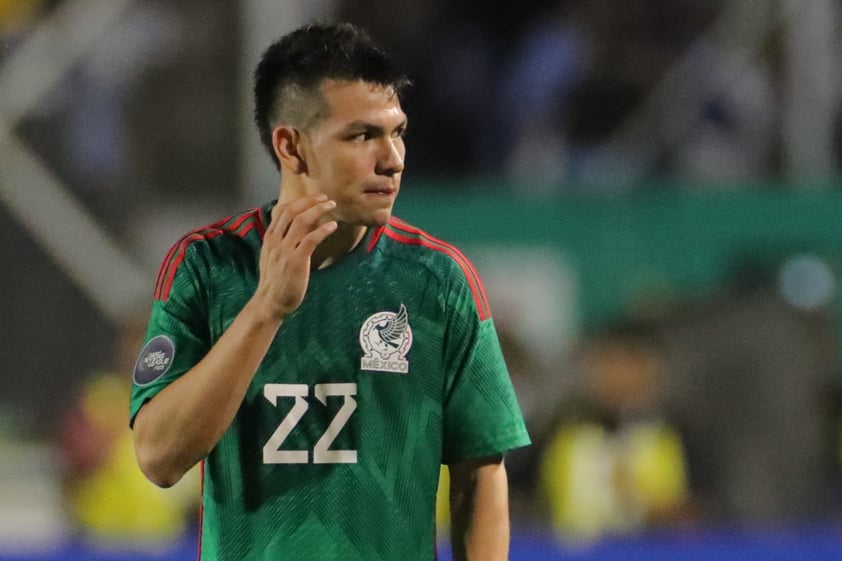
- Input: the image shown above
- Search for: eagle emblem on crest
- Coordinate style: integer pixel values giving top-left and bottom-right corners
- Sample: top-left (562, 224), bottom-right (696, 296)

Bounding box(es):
top-left (359, 304), bottom-right (412, 374)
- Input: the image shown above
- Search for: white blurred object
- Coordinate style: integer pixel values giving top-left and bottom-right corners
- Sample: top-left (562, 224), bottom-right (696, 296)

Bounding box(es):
top-left (0, 441), bottom-right (66, 551)
top-left (467, 245), bottom-right (578, 362)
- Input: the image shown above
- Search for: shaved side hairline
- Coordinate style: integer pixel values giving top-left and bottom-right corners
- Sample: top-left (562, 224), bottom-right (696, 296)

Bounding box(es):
top-left (271, 80), bottom-right (403, 134)
top-left (270, 82), bottom-right (330, 133)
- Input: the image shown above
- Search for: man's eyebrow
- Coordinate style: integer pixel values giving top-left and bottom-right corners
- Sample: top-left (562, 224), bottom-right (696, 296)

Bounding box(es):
top-left (344, 121), bottom-right (383, 133)
top-left (344, 119), bottom-right (408, 133)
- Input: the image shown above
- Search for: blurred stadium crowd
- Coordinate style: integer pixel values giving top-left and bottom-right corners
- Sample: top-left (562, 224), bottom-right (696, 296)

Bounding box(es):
top-left (2, 0), bottom-right (842, 557)
top-left (6, 0), bottom-right (841, 222)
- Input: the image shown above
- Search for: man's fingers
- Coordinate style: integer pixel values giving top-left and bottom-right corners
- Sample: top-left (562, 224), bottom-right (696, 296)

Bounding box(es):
top-left (284, 199), bottom-right (336, 243)
top-left (268, 194), bottom-right (329, 238)
top-left (296, 220), bottom-right (338, 253)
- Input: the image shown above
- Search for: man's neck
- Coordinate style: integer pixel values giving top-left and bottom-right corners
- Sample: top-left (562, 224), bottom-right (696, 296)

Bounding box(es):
top-left (275, 180), bottom-right (368, 270)
top-left (311, 222), bottom-right (367, 270)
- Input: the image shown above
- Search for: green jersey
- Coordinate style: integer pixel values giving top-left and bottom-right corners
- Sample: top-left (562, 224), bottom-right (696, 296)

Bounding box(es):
top-left (130, 202), bottom-right (530, 561)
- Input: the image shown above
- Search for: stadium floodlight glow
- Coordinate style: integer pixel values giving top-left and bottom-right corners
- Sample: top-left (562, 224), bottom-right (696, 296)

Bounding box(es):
top-left (778, 254), bottom-right (835, 311)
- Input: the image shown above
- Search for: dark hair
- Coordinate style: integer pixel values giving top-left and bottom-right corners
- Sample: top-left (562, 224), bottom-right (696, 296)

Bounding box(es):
top-left (253, 21), bottom-right (411, 168)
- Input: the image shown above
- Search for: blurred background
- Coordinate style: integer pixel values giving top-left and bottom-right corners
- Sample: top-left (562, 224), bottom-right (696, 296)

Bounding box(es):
top-left (2, 0), bottom-right (842, 559)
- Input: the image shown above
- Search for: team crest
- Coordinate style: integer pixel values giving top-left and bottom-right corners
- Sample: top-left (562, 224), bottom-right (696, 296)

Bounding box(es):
top-left (359, 304), bottom-right (413, 374)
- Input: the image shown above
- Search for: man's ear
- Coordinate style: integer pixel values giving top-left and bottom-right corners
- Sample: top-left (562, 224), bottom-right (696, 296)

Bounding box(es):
top-left (272, 126), bottom-right (308, 174)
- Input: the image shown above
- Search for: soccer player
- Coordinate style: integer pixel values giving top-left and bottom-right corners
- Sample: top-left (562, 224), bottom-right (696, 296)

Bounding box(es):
top-left (130, 21), bottom-right (530, 561)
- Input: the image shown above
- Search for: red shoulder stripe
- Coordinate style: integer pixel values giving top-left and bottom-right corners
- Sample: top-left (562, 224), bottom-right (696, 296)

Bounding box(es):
top-left (388, 218), bottom-right (491, 318)
top-left (155, 230), bottom-right (224, 301)
top-left (383, 222), bottom-right (491, 320)
top-left (153, 241), bottom-right (180, 300)
top-left (256, 205), bottom-right (269, 239)
top-left (367, 225), bottom-right (385, 252)
top-left (153, 214), bottom-right (229, 300)
top-left (154, 210), bottom-right (261, 301)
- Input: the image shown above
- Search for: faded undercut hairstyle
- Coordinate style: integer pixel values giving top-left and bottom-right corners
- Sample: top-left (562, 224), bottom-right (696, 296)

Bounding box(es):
top-left (253, 21), bottom-right (411, 169)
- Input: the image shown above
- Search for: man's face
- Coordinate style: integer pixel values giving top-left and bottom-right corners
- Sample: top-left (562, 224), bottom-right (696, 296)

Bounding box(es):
top-left (298, 79), bottom-right (407, 227)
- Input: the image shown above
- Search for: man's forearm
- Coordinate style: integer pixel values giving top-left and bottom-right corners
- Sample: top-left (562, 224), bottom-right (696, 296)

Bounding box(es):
top-left (132, 298), bottom-right (282, 487)
top-left (449, 456), bottom-right (511, 561)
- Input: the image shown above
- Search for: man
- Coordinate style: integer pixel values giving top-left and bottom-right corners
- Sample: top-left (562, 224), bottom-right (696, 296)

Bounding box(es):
top-left (130, 22), bottom-right (530, 561)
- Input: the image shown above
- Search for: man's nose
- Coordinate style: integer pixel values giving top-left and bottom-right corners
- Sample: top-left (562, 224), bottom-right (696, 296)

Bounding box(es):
top-left (376, 138), bottom-right (404, 176)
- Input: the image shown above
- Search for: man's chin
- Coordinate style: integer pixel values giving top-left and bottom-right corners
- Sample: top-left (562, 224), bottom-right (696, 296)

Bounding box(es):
top-left (336, 204), bottom-right (393, 228)
top-left (367, 208), bottom-right (393, 226)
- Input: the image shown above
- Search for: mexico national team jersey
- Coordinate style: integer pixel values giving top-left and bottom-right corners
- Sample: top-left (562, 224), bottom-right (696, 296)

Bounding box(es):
top-left (130, 202), bottom-right (531, 561)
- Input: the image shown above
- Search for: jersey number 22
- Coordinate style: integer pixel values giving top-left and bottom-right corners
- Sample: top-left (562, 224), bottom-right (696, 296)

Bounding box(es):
top-left (262, 383), bottom-right (358, 464)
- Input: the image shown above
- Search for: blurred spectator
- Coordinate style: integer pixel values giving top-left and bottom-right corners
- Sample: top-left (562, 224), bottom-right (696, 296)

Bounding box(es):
top-left (825, 379), bottom-right (842, 516)
top-left (667, 42), bottom-right (777, 184)
top-left (10, 1), bottom-right (831, 193)
top-left (337, 0), bottom-right (561, 178)
top-left (336, 0), bottom-right (758, 187)
top-left (538, 319), bottom-right (693, 542)
top-left (60, 2), bottom-right (181, 209)
top-left (59, 313), bottom-right (199, 547)
top-left (494, 3), bottom-right (589, 188)
top-left (661, 266), bottom-right (839, 524)
top-left (0, 0), bottom-right (44, 55)
top-left (16, 1), bottom-right (239, 239)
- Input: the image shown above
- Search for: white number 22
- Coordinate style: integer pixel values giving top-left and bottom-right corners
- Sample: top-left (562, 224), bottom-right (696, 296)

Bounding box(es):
top-left (262, 383), bottom-right (358, 464)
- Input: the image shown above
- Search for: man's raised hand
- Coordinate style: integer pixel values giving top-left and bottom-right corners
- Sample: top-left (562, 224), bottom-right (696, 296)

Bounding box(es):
top-left (253, 194), bottom-right (337, 321)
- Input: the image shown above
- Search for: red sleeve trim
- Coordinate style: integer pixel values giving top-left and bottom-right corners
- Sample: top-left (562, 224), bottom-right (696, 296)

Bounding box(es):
top-left (384, 219), bottom-right (491, 320)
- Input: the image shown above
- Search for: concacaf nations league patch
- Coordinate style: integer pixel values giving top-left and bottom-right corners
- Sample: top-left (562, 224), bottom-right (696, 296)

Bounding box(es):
top-left (133, 335), bottom-right (175, 385)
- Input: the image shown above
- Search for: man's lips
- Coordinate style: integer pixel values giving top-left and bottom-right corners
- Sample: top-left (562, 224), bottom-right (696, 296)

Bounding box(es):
top-left (364, 186), bottom-right (397, 195)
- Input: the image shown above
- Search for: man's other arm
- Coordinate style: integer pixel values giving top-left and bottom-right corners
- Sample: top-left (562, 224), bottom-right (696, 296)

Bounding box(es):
top-left (449, 455), bottom-right (510, 561)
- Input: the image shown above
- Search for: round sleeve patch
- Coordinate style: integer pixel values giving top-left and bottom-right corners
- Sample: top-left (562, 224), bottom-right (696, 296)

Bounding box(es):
top-left (133, 335), bottom-right (176, 386)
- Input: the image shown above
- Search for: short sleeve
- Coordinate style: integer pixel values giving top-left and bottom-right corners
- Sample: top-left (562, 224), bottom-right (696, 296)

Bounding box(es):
top-left (440, 266), bottom-right (531, 463)
top-left (129, 243), bottom-right (211, 427)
